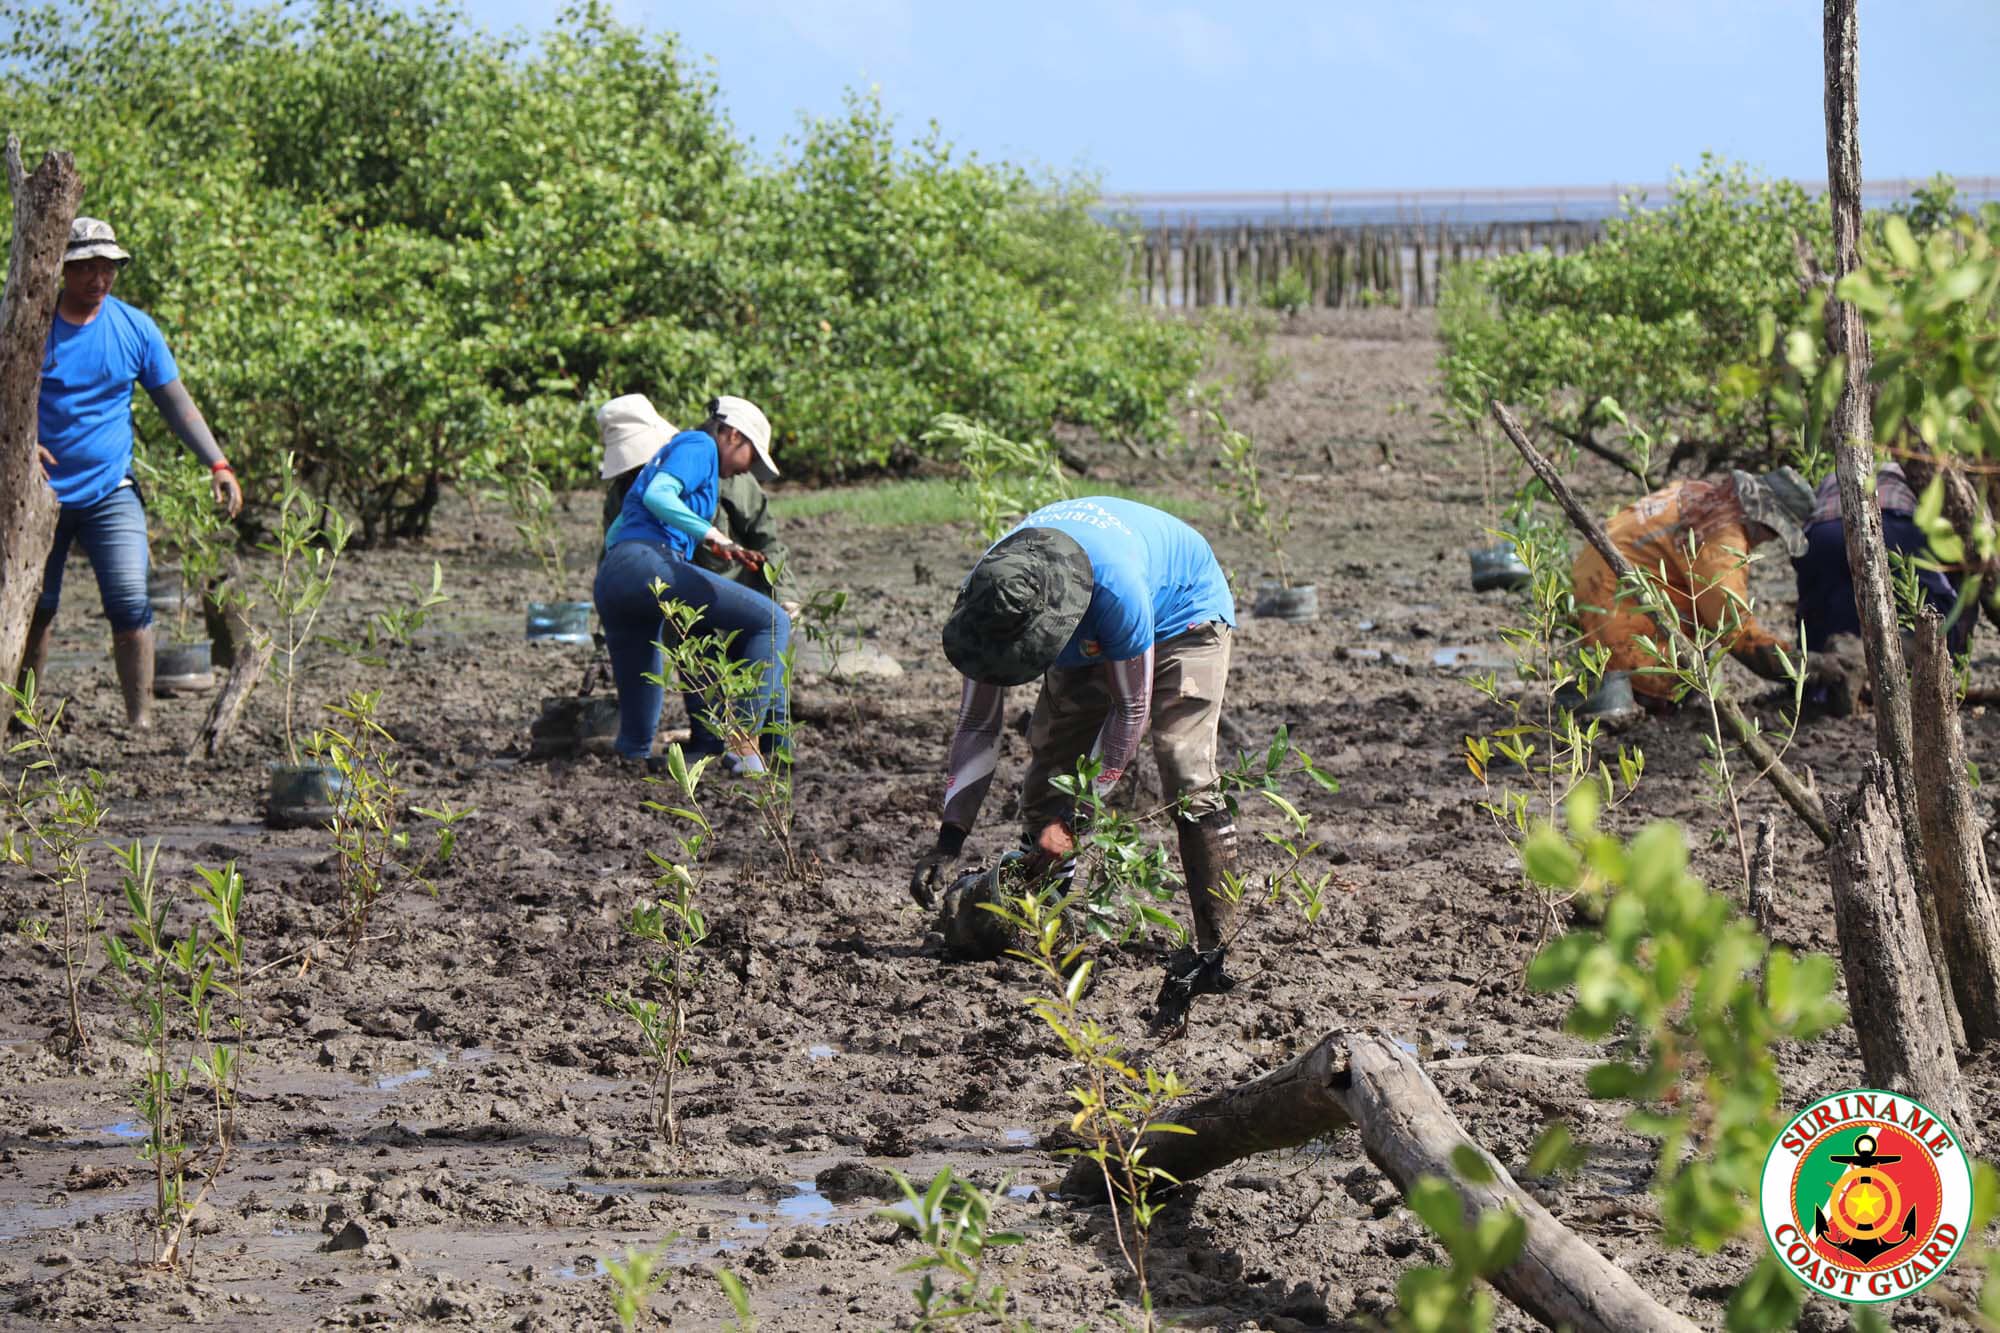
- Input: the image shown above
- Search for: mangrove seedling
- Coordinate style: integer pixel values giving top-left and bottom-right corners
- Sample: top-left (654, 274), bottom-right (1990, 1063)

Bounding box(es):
top-left (504, 465), bottom-right (573, 603)
top-left (922, 413), bottom-right (1072, 544)
top-left (308, 689), bottom-right (469, 962)
top-left (1, 674), bottom-right (108, 1054)
top-left (138, 451), bottom-right (236, 644)
top-left (254, 452), bottom-right (353, 766)
top-left (1211, 409), bottom-right (1293, 588)
top-left (103, 845), bottom-right (247, 1271)
top-left (606, 742), bottom-right (715, 1144)
top-left (877, 1168), bottom-right (1032, 1331)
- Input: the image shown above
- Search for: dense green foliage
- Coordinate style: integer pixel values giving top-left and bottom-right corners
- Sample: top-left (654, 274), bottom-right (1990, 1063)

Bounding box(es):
top-left (1439, 158), bottom-right (1832, 481)
top-left (3, 0), bottom-right (1199, 539)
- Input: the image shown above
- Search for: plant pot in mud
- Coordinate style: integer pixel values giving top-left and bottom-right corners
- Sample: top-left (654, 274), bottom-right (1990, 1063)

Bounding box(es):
top-left (153, 637), bottom-right (215, 695)
top-left (939, 853), bottom-right (1030, 962)
top-left (529, 695), bottom-right (622, 759)
top-left (1553, 670), bottom-right (1642, 730)
top-left (1468, 543), bottom-right (1531, 592)
top-left (526, 600), bottom-right (592, 644)
top-left (267, 762), bottom-right (349, 830)
top-left (1252, 580), bottom-right (1319, 622)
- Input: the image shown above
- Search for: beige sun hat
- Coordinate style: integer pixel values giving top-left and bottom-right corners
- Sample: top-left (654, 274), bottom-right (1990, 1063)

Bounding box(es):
top-left (710, 395), bottom-right (778, 482)
top-left (65, 217), bottom-right (131, 265)
top-left (596, 395), bottom-right (677, 480)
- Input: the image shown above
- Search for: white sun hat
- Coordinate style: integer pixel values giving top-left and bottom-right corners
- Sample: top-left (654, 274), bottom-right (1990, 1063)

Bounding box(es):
top-left (596, 394), bottom-right (678, 480)
top-left (65, 217), bottom-right (131, 265)
top-left (710, 395), bottom-right (778, 482)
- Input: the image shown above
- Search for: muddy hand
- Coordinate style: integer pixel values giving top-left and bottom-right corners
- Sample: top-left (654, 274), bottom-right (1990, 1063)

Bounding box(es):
top-left (1025, 819), bottom-right (1075, 874)
top-left (910, 824), bottom-right (968, 909)
top-left (732, 546), bottom-right (768, 574)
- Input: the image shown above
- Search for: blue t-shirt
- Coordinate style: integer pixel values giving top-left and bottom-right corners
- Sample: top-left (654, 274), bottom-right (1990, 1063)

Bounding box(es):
top-left (39, 295), bottom-right (179, 507)
top-left (607, 430), bottom-right (720, 558)
top-left (1009, 497), bottom-right (1235, 668)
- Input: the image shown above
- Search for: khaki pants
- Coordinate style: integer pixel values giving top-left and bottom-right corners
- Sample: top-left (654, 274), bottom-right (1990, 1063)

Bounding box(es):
top-left (1018, 622), bottom-right (1233, 833)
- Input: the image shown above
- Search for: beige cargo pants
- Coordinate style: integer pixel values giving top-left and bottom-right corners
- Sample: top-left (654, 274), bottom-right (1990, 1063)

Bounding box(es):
top-left (1018, 621), bottom-right (1233, 832)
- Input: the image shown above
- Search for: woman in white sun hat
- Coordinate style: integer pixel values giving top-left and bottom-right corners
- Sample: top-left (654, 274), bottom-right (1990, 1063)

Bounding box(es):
top-left (593, 393), bottom-right (790, 773)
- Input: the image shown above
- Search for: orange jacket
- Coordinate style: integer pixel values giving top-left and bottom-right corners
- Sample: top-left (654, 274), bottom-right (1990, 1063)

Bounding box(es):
top-left (1574, 476), bottom-right (1785, 659)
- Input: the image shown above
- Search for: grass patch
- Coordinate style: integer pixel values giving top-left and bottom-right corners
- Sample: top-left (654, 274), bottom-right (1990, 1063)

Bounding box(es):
top-left (774, 479), bottom-right (1206, 528)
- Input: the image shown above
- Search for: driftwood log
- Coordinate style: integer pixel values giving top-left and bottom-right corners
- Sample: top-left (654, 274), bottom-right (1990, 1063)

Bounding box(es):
top-left (1826, 758), bottom-right (1973, 1136)
top-left (192, 633), bottom-right (272, 761)
top-left (1909, 608), bottom-right (2000, 1047)
top-left (1062, 1032), bottom-right (1698, 1333)
top-left (1489, 399), bottom-right (1832, 846)
top-left (0, 138), bottom-right (80, 689)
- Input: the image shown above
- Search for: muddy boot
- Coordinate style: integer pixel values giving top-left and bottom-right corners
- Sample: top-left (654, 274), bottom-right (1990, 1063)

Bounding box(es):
top-left (17, 606), bottom-right (54, 691)
top-left (112, 627), bottom-right (155, 729)
top-left (1177, 809), bottom-right (1239, 951)
top-left (1149, 811), bottom-right (1241, 1036)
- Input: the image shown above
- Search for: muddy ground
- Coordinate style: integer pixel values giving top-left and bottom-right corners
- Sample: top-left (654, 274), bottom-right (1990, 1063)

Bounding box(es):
top-left (2, 309), bottom-right (1996, 1331)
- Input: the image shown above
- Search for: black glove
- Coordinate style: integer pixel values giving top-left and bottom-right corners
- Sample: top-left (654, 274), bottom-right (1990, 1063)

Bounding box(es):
top-left (910, 824), bottom-right (968, 909)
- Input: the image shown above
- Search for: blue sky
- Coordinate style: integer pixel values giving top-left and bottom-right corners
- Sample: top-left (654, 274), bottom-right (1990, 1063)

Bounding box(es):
top-left (461, 1), bottom-right (1996, 191)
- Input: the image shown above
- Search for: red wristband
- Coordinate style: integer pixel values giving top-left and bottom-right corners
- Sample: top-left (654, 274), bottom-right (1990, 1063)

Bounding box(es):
top-left (211, 461), bottom-right (234, 473)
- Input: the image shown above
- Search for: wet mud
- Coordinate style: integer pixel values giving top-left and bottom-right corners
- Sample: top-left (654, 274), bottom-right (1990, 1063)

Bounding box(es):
top-left (3, 309), bottom-right (1998, 1330)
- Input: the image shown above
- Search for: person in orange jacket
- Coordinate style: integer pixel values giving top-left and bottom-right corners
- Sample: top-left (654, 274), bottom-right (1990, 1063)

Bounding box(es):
top-left (1574, 467), bottom-right (1841, 704)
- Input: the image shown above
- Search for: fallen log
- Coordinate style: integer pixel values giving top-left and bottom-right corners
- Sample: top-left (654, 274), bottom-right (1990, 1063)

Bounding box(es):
top-left (1061, 1031), bottom-right (1698, 1333)
top-left (1490, 399), bottom-right (1832, 847)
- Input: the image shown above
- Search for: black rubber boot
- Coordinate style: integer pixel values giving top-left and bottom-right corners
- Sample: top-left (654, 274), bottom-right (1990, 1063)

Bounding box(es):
top-left (1177, 808), bottom-right (1239, 951)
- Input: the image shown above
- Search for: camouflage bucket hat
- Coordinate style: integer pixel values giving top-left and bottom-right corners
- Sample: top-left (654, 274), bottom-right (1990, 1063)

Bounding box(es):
top-left (1734, 466), bottom-right (1815, 559)
top-left (942, 528), bottom-right (1095, 686)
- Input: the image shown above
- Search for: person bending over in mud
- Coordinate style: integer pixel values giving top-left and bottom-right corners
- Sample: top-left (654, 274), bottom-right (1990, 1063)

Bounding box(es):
top-left (593, 394), bottom-right (790, 775)
top-left (599, 395), bottom-right (794, 609)
top-left (1574, 466), bottom-right (1849, 709)
top-left (910, 496), bottom-right (1239, 972)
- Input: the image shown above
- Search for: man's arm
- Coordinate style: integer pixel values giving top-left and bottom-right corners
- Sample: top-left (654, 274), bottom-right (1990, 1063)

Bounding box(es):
top-left (1690, 524), bottom-right (1792, 678)
top-left (940, 677), bottom-right (1007, 833)
top-left (1088, 647), bottom-right (1156, 795)
top-left (146, 380), bottom-right (241, 517)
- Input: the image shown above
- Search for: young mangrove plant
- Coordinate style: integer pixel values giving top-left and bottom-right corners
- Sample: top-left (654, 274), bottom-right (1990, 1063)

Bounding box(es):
top-left (138, 451), bottom-right (237, 645)
top-left (1210, 409), bottom-right (1294, 590)
top-left (308, 689), bottom-right (468, 963)
top-left (922, 413), bottom-right (1072, 544)
top-left (605, 742), bottom-right (715, 1144)
top-left (877, 1168), bottom-right (1032, 1331)
top-left (987, 884), bottom-right (1188, 1330)
top-left (1464, 502), bottom-right (1644, 948)
top-left (102, 845), bottom-right (247, 1271)
top-left (503, 465), bottom-right (574, 603)
top-left (255, 451), bottom-right (354, 767)
top-left (647, 591), bottom-right (805, 881)
top-left (1, 675), bottom-right (108, 1054)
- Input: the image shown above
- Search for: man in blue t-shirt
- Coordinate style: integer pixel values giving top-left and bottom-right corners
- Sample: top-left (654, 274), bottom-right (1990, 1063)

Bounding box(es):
top-left (911, 497), bottom-right (1241, 989)
top-left (24, 217), bottom-right (242, 728)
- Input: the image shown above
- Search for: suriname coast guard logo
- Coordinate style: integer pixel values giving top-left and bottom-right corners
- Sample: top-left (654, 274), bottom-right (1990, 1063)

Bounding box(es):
top-left (1761, 1089), bottom-right (1972, 1303)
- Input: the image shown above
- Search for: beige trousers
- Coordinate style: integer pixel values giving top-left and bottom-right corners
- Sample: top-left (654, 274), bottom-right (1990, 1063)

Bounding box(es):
top-left (1018, 622), bottom-right (1233, 832)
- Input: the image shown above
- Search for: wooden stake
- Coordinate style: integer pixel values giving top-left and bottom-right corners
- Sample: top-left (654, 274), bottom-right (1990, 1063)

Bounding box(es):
top-left (193, 634), bottom-right (273, 762)
top-left (1827, 758), bottom-right (1973, 1136)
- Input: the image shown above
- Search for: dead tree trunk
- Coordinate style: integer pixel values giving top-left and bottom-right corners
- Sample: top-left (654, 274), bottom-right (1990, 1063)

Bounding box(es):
top-left (1490, 399), bottom-right (1832, 846)
top-left (1826, 758), bottom-right (1973, 1135)
top-left (1909, 608), bottom-right (2000, 1047)
top-left (1062, 1032), bottom-right (1698, 1333)
top-left (1821, 0), bottom-right (1962, 1043)
top-left (0, 138), bottom-right (81, 689)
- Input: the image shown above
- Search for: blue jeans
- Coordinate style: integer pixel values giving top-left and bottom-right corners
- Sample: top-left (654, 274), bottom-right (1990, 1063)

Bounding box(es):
top-left (593, 540), bottom-right (792, 760)
top-left (1794, 513), bottom-right (1968, 654)
top-left (38, 484), bottom-right (152, 632)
